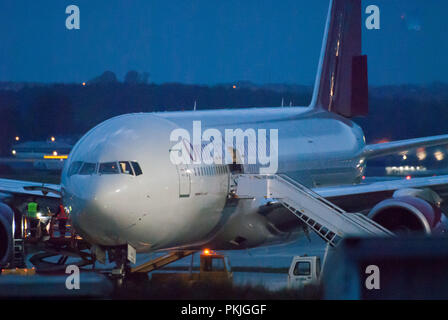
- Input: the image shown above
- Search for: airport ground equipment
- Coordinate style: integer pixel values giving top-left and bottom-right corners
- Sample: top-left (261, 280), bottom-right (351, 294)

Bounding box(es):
top-left (1, 267), bottom-right (36, 276)
top-left (12, 238), bottom-right (25, 268)
top-left (287, 255), bottom-right (321, 289)
top-left (235, 174), bottom-right (394, 246)
top-left (150, 250), bottom-right (233, 285)
top-left (131, 250), bottom-right (196, 274)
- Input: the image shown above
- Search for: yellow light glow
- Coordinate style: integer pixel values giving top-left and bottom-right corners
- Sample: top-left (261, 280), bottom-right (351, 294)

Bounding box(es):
top-left (402, 155), bottom-right (407, 160)
top-left (435, 151), bottom-right (444, 161)
top-left (416, 149), bottom-right (427, 161)
top-left (51, 136), bottom-right (55, 142)
top-left (44, 155), bottom-right (68, 159)
top-left (53, 151), bottom-right (58, 156)
top-left (15, 136), bottom-right (20, 141)
top-left (12, 150), bottom-right (16, 155)
top-left (82, 82), bottom-right (86, 86)
top-left (233, 85), bottom-right (237, 89)
top-left (203, 249), bottom-right (210, 255)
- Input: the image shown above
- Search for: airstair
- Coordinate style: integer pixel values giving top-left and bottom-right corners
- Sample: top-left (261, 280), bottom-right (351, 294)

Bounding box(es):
top-left (234, 174), bottom-right (394, 247)
top-left (131, 250), bottom-right (196, 273)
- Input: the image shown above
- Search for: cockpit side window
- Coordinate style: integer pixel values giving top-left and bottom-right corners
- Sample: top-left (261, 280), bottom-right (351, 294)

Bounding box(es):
top-left (79, 162), bottom-right (97, 175)
top-left (68, 161), bottom-right (83, 177)
top-left (131, 162), bottom-right (143, 176)
top-left (119, 161), bottom-right (134, 175)
top-left (99, 162), bottom-right (119, 174)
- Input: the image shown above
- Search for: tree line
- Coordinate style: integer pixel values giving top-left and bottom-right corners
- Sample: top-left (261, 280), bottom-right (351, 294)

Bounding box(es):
top-left (0, 74), bottom-right (447, 156)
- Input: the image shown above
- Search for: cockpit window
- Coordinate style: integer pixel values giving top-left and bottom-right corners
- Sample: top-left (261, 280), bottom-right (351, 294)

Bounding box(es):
top-left (69, 161), bottom-right (141, 176)
top-left (131, 162), bottom-right (143, 176)
top-left (119, 161), bottom-right (133, 175)
top-left (99, 162), bottom-right (119, 174)
top-left (79, 162), bottom-right (97, 175)
top-left (68, 161), bottom-right (83, 177)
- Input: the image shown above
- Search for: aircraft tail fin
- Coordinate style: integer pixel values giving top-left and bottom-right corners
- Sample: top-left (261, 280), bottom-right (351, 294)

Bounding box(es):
top-left (310, 0), bottom-right (368, 118)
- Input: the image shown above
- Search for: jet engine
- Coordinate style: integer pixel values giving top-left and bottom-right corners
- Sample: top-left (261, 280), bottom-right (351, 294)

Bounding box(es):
top-left (368, 188), bottom-right (447, 235)
top-left (0, 203), bottom-right (14, 267)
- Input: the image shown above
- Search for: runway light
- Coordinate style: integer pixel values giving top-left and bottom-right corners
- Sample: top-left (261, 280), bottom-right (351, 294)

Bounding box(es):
top-left (402, 155), bottom-right (407, 160)
top-left (53, 151), bottom-right (58, 156)
top-left (15, 136), bottom-right (20, 141)
top-left (203, 249), bottom-right (211, 255)
top-left (12, 150), bottom-right (16, 155)
top-left (44, 155), bottom-right (68, 159)
top-left (50, 136), bottom-right (55, 142)
top-left (406, 175), bottom-right (412, 180)
top-left (435, 151), bottom-right (444, 161)
top-left (82, 82), bottom-right (86, 86)
top-left (232, 85), bottom-right (237, 89)
top-left (416, 149), bottom-right (427, 161)
top-left (362, 176), bottom-right (366, 180)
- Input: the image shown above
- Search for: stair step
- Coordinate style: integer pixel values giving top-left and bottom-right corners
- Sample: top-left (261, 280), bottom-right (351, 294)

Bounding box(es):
top-left (235, 174), bottom-right (394, 247)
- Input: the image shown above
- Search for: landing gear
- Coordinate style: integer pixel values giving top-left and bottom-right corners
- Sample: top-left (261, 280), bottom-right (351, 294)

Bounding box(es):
top-left (108, 244), bottom-right (135, 286)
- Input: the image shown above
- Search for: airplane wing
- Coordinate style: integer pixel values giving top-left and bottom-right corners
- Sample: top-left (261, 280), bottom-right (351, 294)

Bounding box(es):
top-left (362, 134), bottom-right (448, 159)
top-left (314, 175), bottom-right (448, 213)
top-left (0, 178), bottom-right (61, 200)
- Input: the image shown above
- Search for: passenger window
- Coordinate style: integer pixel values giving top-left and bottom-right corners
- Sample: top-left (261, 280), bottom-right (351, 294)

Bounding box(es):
top-left (119, 161), bottom-right (134, 175)
top-left (79, 162), bottom-right (97, 175)
top-left (68, 161), bottom-right (83, 176)
top-left (293, 262), bottom-right (311, 276)
top-left (99, 162), bottom-right (119, 174)
top-left (131, 162), bottom-right (143, 176)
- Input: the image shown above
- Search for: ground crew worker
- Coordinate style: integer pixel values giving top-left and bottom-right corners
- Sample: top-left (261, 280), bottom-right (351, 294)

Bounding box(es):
top-left (27, 198), bottom-right (39, 238)
top-left (56, 204), bottom-right (68, 238)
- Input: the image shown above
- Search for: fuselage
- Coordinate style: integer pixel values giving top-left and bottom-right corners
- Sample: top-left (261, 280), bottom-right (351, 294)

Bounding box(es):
top-left (61, 106), bottom-right (367, 252)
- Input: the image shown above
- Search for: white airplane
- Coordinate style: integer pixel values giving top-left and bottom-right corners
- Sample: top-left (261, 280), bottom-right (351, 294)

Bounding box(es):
top-left (1, 0), bottom-right (448, 270)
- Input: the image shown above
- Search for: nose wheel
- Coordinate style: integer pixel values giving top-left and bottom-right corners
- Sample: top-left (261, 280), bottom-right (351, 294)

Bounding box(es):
top-left (108, 245), bottom-right (134, 286)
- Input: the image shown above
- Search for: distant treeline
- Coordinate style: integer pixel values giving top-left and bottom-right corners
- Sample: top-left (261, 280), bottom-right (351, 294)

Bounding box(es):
top-left (0, 76), bottom-right (447, 156)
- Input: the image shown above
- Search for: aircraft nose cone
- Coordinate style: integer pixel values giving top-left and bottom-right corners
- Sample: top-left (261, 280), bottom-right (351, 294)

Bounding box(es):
top-left (65, 177), bottom-right (134, 246)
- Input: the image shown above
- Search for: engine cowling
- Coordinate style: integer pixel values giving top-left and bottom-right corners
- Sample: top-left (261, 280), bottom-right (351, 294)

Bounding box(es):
top-left (368, 188), bottom-right (447, 235)
top-left (0, 203), bottom-right (14, 267)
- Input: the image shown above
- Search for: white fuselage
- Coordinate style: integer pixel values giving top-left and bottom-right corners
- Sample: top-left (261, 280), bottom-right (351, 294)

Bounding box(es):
top-left (61, 106), bottom-right (366, 252)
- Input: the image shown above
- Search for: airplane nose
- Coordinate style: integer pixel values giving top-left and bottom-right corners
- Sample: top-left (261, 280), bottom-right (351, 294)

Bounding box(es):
top-left (60, 113), bottom-right (184, 249)
top-left (66, 176), bottom-right (137, 246)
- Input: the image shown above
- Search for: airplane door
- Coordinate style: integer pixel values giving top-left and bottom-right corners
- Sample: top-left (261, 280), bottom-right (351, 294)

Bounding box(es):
top-left (177, 165), bottom-right (191, 198)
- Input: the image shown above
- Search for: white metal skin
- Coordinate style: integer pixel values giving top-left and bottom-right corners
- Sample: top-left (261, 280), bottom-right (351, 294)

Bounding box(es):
top-left (61, 107), bottom-right (366, 252)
